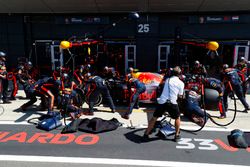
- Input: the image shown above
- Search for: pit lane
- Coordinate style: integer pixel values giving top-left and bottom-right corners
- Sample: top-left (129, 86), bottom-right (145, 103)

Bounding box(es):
top-left (0, 124), bottom-right (249, 166)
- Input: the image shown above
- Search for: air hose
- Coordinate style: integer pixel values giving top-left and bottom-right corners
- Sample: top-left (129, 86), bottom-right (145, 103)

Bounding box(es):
top-left (161, 82), bottom-right (238, 133)
top-left (161, 84), bottom-right (207, 133)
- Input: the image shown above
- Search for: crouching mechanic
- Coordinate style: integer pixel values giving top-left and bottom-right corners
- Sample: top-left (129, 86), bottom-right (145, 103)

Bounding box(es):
top-left (59, 88), bottom-right (84, 120)
top-left (184, 86), bottom-right (209, 126)
top-left (85, 75), bottom-right (116, 115)
top-left (122, 77), bottom-right (146, 119)
top-left (143, 66), bottom-right (184, 142)
top-left (21, 77), bottom-right (57, 115)
top-left (203, 77), bottom-right (226, 118)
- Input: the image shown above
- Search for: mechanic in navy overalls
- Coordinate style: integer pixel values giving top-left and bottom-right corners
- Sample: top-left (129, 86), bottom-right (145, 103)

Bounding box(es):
top-left (203, 77), bottom-right (226, 118)
top-left (191, 60), bottom-right (207, 77)
top-left (86, 75), bottom-right (116, 115)
top-left (20, 77), bottom-right (55, 111)
top-left (185, 86), bottom-right (209, 125)
top-left (73, 64), bottom-right (91, 87)
top-left (122, 77), bottom-right (146, 119)
top-left (0, 52), bottom-right (11, 104)
top-left (235, 57), bottom-right (248, 97)
top-left (222, 64), bottom-right (250, 113)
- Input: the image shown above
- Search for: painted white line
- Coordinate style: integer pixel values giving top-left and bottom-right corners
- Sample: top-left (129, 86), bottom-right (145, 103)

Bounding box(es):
top-left (0, 121), bottom-right (31, 125)
top-left (0, 120), bottom-right (249, 132)
top-left (134, 124), bottom-right (250, 132)
top-left (0, 155), bottom-right (248, 167)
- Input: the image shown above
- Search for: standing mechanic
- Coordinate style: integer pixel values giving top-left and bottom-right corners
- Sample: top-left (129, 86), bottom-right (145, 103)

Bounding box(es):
top-left (0, 51), bottom-right (11, 104)
top-left (235, 57), bottom-right (249, 97)
top-left (222, 64), bottom-right (250, 113)
top-left (122, 76), bottom-right (146, 119)
top-left (143, 66), bottom-right (184, 142)
top-left (203, 77), bottom-right (226, 118)
top-left (191, 60), bottom-right (207, 77)
top-left (85, 75), bottom-right (116, 115)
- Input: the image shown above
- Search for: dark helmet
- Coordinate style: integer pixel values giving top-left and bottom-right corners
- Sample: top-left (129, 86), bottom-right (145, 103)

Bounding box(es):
top-left (104, 66), bottom-right (109, 71)
top-left (194, 60), bottom-right (200, 66)
top-left (27, 61), bottom-right (32, 67)
top-left (239, 57), bottom-right (245, 63)
top-left (85, 64), bottom-right (91, 70)
top-left (0, 51), bottom-right (6, 61)
top-left (191, 85), bottom-right (199, 92)
top-left (62, 73), bottom-right (69, 80)
top-left (223, 64), bottom-right (229, 70)
top-left (86, 72), bottom-right (91, 77)
top-left (25, 61), bottom-right (32, 69)
top-left (0, 51), bottom-right (6, 57)
top-left (18, 65), bottom-right (25, 70)
top-left (127, 67), bottom-right (134, 73)
top-left (79, 65), bottom-right (85, 71)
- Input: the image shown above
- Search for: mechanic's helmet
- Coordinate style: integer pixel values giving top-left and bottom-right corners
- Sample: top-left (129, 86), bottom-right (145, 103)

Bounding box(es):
top-left (191, 85), bottom-right (199, 92)
top-left (0, 51), bottom-right (6, 57)
top-left (79, 64), bottom-right (84, 69)
top-left (27, 61), bottom-right (32, 68)
top-left (62, 73), bottom-right (69, 80)
top-left (84, 73), bottom-right (91, 80)
top-left (223, 64), bottom-right (229, 70)
top-left (25, 61), bottom-right (33, 69)
top-left (104, 66), bottom-right (109, 71)
top-left (86, 64), bottom-right (91, 69)
top-left (86, 72), bottom-right (91, 77)
top-left (239, 57), bottom-right (245, 63)
top-left (56, 66), bottom-right (61, 71)
top-left (127, 67), bottom-right (134, 73)
top-left (0, 51), bottom-right (6, 61)
top-left (194, 60), bottom-right (200, 66)
top-left (79, 65), bottom-right (85, 72)
top-left (18, 65), bottom-right (25, 70)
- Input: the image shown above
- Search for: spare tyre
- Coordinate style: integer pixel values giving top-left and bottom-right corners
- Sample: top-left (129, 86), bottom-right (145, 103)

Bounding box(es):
top-left (204, 88), bottom-right (219, 110)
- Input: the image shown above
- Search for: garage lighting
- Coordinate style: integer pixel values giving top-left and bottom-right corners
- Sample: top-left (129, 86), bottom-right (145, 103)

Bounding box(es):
top-left (129, 12), bottom-right (140, 19)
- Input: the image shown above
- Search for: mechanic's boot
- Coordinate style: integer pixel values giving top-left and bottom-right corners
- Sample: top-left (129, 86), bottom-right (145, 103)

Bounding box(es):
top-left (3, 100), bottom-right (11, 104)
top-left (242, 108), bottom-right (249, 113)
top-left (219, 114), bottom-right (226, 119)
top-left (111, 108), bottom-right (116, 113)
top-left (174, 135), bottom-right (181, 142)
top-left (121, 113), bottom-right (129, 120)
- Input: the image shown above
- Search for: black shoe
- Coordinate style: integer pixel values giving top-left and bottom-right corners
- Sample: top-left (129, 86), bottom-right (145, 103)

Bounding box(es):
top-left (121, 114), bottom-right (129, 120)
top-left (142, 134), bottom-right (149, 142)
top-left (219, 115), bottom-right (227, 119)
top-left (134, 106), bottom-right (139, 109)
top-left (3, 100), bottom-right (11, 104)
top-left (174, 135), bottom-right (181, 142)
top-left (242, 109), bottom-right (248, 113)
top-left (10, 97), bottom-right (16, 100)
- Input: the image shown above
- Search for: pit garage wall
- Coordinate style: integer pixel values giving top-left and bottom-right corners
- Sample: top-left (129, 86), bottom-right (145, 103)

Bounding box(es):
top-left (0, 16), bottom-right (25, 69)
top-left (1, 14), bottom-right (250, 70)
